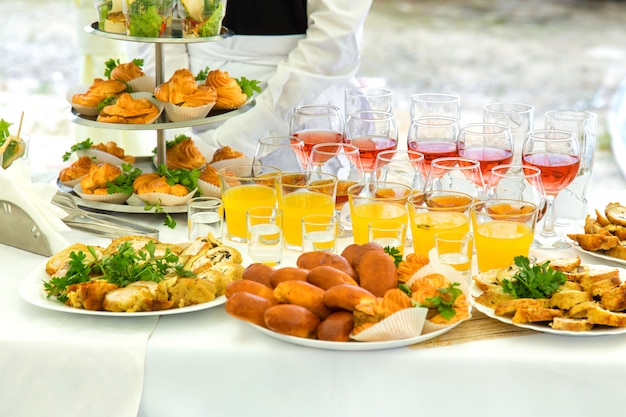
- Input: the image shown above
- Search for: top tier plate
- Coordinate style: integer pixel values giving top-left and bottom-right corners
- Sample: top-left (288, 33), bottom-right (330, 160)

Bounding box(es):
top-left (85, 21), bottom-right (233, 43)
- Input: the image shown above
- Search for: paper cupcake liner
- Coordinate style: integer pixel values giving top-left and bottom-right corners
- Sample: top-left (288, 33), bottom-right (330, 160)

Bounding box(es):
top-left (350, 307), bottom-right (428, 342)
top-left (209, 157), bottom-right (254, 171)
top-left (59, 175), bottom-right (86, 189)
top-left (163, 102), bottom-right (215, 122)
top-left (74, 183), bottom-right (131, 204)
top-left (134, 187), bottom-right (197, 206)
top-left (76, 149), bottom-right (130, 166)
top-left (197, 179), bottom-right (221, 198)
top-left (67, 85), bottom-right (99, 116)
top-left (127, 75), bottom-right (155, 93)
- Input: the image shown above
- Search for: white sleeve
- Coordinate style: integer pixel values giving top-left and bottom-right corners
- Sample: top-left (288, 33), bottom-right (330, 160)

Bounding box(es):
top-left (201, 0), bottom-right (373, 156)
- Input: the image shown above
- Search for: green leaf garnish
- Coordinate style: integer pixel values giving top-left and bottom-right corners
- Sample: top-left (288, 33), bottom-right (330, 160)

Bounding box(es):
top-left (62, 138), bottom-right (94, 161)
top-left (195, 66), bottom-right (210, 82)
top-left (106, 163), bottom-right (143, 195)
top-left (0, 119), bottom-right (12, 141)
top-left (501, 256), bottom-right (567, 299)
top-left (384, 246), bottom-right (403, 268)
top-left (236, 76), bottom-right (262, 98)
top-left (422, 282), bottom-right (462, 320)
top-left (143, 199), bottom-right (177, 229)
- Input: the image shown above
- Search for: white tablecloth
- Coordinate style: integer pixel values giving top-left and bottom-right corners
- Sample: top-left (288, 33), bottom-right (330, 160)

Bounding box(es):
top-left (2, 190), bottom-right (626, 417)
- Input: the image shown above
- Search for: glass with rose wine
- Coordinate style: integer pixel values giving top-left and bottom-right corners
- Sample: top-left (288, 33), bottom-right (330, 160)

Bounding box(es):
top-left (344, 110), bottom-right (399, 177)
top-left (289, 105), bottom-right (344, 157)
top-left (406, 116), bottom-right (460, 174)
top-left (522, 129), bottom-right (580, 249)
top-left (457, 123), bottom-right (513, 180)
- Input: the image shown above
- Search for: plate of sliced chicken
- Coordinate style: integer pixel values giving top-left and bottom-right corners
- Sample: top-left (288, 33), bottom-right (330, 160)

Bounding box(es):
top-left (472, 255), bottom-right (626, 335)
top-left (566, 202), bottom-right (626, 266)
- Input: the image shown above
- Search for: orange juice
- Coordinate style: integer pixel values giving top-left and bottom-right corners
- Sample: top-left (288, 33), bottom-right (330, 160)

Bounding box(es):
top-left (278, 191), bottom-right (335, 247)
top-left (410, 211), bottom-right (469, 256)
top-left (350, 202), bottom-right (408, 244)
top-left (474, 221), bottom-right (534, 271)
top-left (222, 184), bottom-right (276, 241)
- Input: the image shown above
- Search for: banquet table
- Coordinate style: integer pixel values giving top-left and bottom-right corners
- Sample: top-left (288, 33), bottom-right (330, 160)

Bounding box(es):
top-left (2, 188), bottom-right (626, 417)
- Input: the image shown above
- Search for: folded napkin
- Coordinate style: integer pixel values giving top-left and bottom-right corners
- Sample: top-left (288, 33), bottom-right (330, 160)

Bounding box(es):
top-left (0, 158), bottom-right (70, 253)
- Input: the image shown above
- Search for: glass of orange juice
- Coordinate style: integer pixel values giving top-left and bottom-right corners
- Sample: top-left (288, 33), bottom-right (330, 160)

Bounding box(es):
top-left (276, 172), bottom-right (337, 250)
top-left (470, 199), bottom-right (538, 272)
top-left (218, 164), bottom-right (281, 242)
top-left (347, 181), bottom-right (411, 244)
top-left (408, 190), bottom-right (474, 257)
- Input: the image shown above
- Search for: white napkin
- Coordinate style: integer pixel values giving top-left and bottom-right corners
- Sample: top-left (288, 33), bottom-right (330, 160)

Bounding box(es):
top-left (0, 158), bottom-right (70, 253)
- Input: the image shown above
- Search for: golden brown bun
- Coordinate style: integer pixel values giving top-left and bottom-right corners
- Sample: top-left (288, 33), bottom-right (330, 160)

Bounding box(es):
top-left (306, 265), bottom-right (358, 290)
top-left (316, 311), bottom-right (354, 342)
top-left (204, 69), bottom-right (247, 110)
top-left (263, 304), bottom-right (321, 338)
top-left (350, 242), bottom-right (385, 271)
top-left (323, 284), bottom-right (377, 312)
top-left (296, 252), bottom-right (357, 281)
top-left (199, 164), bottom-right (219, 186)
top-left (241, 263), bottom-right (274, 288)
top-left (165, 137), bottom-right (206, 170)
top-left (225, 279), bottom-right (276, 303)
top-left (72, 78), bottom-right (127, 107)
top-left (79, 163), bottom-right (121, 194)
top-left (58, 156), bottom-right (97, 182)
top-left (269, 266), bottom-right (309, 288)
top-left (356, 250), bottom-right (398, 297)
top-left (155, 68), bottom-right (217, 107)
top-left (340, 244), bottom-right (360, 265)
top-left (273, 280), bottom-right (332, 320)
top-left (225, 291), bottom-right (276, 327)
top-left (97, 93), bottom-right (160, 124)
top-left (91, 141), bottom-right (135, 164)
top-left (296, 251), bottom-right (328, 270)
top-left (210, 145), bottom-right (245, 163)
top-left (110, 62), bottom-right (145, 82)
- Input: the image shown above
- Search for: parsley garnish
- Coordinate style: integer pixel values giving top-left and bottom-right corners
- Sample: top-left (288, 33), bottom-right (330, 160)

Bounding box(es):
top-left (156, 163), bottom-right (200, 194)
top-left (236, 76), bottom-right (262, 98)
top-left (62, 138), bottom-right (94, 161)
top-left (144, 199), bottom-right (177, 229)
top-left (196, 66), bottom-right (210, 82)
top-left (106, 163), bottom-right (143, 195)
top-left (43, 248), bottom-right (97, 302)
top-left (384, 246), bottom-right (403, 268)
top-left (501, 256), bottom-right (567, 299)
top-left (422, 282), bottom-right (462, 320)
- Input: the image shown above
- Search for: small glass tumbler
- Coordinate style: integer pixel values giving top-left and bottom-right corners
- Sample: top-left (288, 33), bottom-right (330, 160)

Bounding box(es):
top-left (368, 219), bottom-right (406, 255)
top-left (301, 213), bottom-right (338, 254)
top-left (187, 196), bottom-right (224, 241)
top-left (123, 0), bottom-right (175, 37)
top-left (434, 231), bottom-right (473, 282)
top-left (177, 0), bottom-right (227, 38)
top-left (247, 206), bottom-right (283, 266)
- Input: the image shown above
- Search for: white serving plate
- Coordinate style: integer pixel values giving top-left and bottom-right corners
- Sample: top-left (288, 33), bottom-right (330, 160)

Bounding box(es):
top-left (19, 260), bottom-right (226, 317)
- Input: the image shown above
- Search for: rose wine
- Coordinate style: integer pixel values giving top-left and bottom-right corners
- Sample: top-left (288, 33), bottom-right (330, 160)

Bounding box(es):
top-left (349, 136), bottom-right (398, 171)
top-left (458, 146), bottom-right (513, 175)
top-left (293, 130), bottom-right (344, 156)
top-left (522, 152), bottom-right (580, 195)
top-left (408, 140), bottom-right (458, 166)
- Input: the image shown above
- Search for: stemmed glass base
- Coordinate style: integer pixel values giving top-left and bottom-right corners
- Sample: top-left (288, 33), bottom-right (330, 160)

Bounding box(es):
top-left (531, 195), bottom-right (571, 250)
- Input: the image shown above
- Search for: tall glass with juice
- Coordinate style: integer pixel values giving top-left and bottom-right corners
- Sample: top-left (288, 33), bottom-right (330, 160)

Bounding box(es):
top-left (218, 165), bottom-right (281, 242)
top-left (276, 172), bottom-right (337, 250)
top-left (408, 190), bottom-right (474, 256)
top-left (471, 199), bottom-right (538, 272)
top-left (347, 181), bottom-right (411, 244)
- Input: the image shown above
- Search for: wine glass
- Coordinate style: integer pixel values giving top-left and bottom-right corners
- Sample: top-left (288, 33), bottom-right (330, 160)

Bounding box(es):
top-left (457, 123), bottom-right (514, 180)
top-left (289, 104), bottom-right (344, 157)
top-left (344, 110), bottom-right (399, 176)
top-left (487, 164), bottom-right (547, 221)
top-left (406, 116), bottom-right (460, 173)
top-left (344, 86), bottom-right (394, 118)
top-left (410, 92), bottom-right (461, 120)
top-left (424, 157), bottom-right (486, 201)
top-left (522, 129), bottom-right (580, 249)
top-left (372, 149), bottom-right (426, 191)
top-left (253, 135), bottom-right (308, 172)
top-left (483, 102), bottom-right (534, 165)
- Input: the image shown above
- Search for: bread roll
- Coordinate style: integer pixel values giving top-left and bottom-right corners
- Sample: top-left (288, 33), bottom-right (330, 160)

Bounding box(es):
top-left (225, 291), bottom-right (276, 327)
top-left (264, 304), bottom-right (321, 338)
top-left (297, 252), bottom-right (357, 281)
top-left (350, 242), bottom-right (385, 270)
top-left (317, 311), bottom-right (355, 342)
top-left (356, 250), bottom-right (398, 297)
top-left (323, 284), bottom-right (376, 312)
top-left (269, 266), bottom-right (309, 288)
top-left (296, 251), bottom-right (328, 270)
top-left (340, 243), bottom-right (360, 265)
top-left (241, 263), bottom-right (274, 288)
top-left (225, 279), bottom-right (276, 303)
top-left (273, 280), bottom-right (332, 319)
top-left (307, 265), bottom-right (358, 290)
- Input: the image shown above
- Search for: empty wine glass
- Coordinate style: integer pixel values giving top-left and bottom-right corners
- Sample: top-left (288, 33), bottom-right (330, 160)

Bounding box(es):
top-left (406, 116), bottom-right (460, 173)
top-left (522, 129), bottom-right (580, 250)
top-left (372, 149), bottom-right (426, 191)
top-left (253, 135), bottom-right (308, 171)
top-left (424, 157), bottom-right (486, 201)
top-left (487, 164), bottom-right (547, 221)
top-left (344, 86), bottom-right (394, 118)
top-left (410, 92), bottom-right (461, 120)
top-left (483, 102), bottom-right (534, 165)
top-left (344, 110), bottom-right (399, 176)
top-left (289, 104), bottom-right (344, 157)
top-left (457, 123), bottom-right (514, 180)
